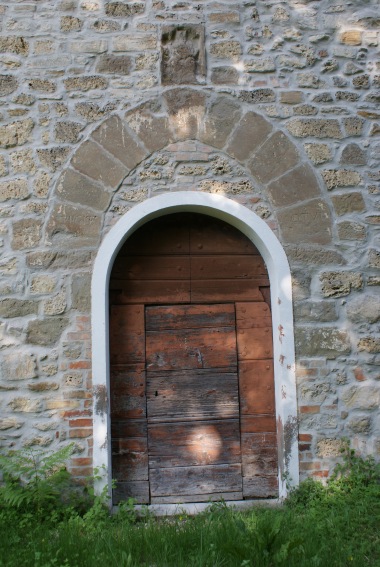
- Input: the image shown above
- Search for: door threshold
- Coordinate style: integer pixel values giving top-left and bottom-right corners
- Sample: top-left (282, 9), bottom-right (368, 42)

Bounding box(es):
top-left (112, 499), bottom-right (282, 516)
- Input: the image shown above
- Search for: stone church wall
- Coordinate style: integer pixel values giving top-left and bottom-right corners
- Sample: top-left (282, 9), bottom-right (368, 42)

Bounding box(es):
top-left (0, 0), bottom-right (379, 484)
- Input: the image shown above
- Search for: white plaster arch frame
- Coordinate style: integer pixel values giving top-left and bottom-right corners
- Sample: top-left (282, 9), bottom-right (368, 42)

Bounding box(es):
top-left (92, 192), bottom-right (299, 504)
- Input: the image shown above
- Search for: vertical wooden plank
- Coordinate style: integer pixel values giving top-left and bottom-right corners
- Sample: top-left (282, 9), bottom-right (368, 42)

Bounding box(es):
top-left (239, 360), bottom-right (275, 415)
top-left (109, 304), bottom-right (145, 364)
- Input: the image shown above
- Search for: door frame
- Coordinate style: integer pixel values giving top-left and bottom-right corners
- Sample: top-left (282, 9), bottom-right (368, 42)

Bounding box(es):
top-left (92, 192), bottom-right (299, 503)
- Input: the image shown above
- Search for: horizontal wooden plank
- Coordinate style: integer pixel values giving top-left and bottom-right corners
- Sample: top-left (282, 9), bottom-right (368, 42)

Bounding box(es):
top-left (119, 215), bottom-right (190, 256)
top-left (235, 302), bottom-right (272, 329)
top-left (112, 450), bottom-right (148, 481)
top-left (242, 447), bottom-right (278, 477)
top-left (240, 415), bottom-right (277, 434)
top-left (190, 219), bottom-right (258, 255)
top-left (147, 371), bottom-right (239, 421)
top-left (191, 280), bottom-right (265, 303)
top-left (110, 365), bottom-right (146, 419)
top-left (113, 481), bottom-right (150, 505)
top-left (146, 327), bottom-right (237, 371)
top-left (149, 463), bottom-right (242, 497)
top-left (109, 305), bottom-right (145, 364)
top-left (236, 327), bottom-right (273, 360)
top-left (148, 420), bottom-right (241, 468)
top-left (145, 304), bottom-right (235, 331)
top-left (191, 256), bottom-right (268, 280)
top-left (151, 492), bottom-right (243, 504)
top-left (238, 360), bottom-right (275, 415)
top-left (241, 433), bottom-right (277, 451)
top-left (111, 256), bottom-right (190, 280)
top-left (111, 419), bottom-right (147, 439)
top-left (109, 281), bottom-right (191, 304)
top-left (242, 475), bottom-right (278, 499)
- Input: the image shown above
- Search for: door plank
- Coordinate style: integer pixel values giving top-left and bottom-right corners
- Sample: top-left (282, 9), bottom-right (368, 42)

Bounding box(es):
top-left (109, 305), bottom-right (145, 364)
top-left (191, 280), bottom-right (266, 302)
top-left (109, 281), bottom-right (191, 304)
top-left (145, 304), bottom-right (235, 331)
top-left (235, 302), bottom-right (272, 328)
top-left (236, 327), bottom-right (273, 360)
top-left (147, 370), bottom-right (239, 421)
top-left (112, 445), bottom-right (148, 481)
top-left (241, 432), bottom-right (277, 451)
top-left (191, 256), bottom-right (268, 279)
top-left (150, 464), bottom-right (242, 497)
top-left (146, 327), bottom-right (237, 371)
top-left (243, 476), bottom-right (278, 498)
top-left (112, 256), bottom-right (190, 280)
top-left (151, 492), bottom-right (243, 504)
top-left (240, 415), bottom-right (276, 434)
top-left (119, 216), bottom-right (190, 256)
top-left (242, 447), bottom-right (278, 476)
top-left (190, 220), bottom-right (258, 255)
top-left (110, 365), bottom-right (146, 419)
top-left (113, 481), bottom-right (150, 504)
top-left (148, 419), bottom-right (241, 468)
top-left (238, 360), bottom-right (275, 415)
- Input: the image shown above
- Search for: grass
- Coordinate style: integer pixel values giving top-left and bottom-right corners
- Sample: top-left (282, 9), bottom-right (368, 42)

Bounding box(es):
top-left (0, 442), bottom-right (379, 567)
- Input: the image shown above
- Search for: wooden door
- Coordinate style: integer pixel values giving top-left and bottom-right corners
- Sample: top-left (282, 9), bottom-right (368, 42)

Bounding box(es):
top-left (110, 213), bottom-right (278, 505)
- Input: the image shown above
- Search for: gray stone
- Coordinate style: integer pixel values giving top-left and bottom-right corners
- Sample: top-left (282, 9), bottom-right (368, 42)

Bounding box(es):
top-left (238, 89), bottom-right (276, 104)
top-left (342, 385), bottom-right (380, 409)
top-left (338, 221), bottom-right (366, 240)
top-left (161, 25), bottom-right (205, 85)
top-left (0, 118), bottom-right (34, 148)
top-left (37, 147), bottom-right (70, 172)
top-left (294, 301), bottom-right (338, 322)
top-left (316, 438), bottom-right (344, 458)
top-left (0, 37), bottom-right (29, 56)
top-left (277, 199), bottom-right (332, 245)
top-left (0, 299), bottom-right (38, 318)
top-left (12, 218), bottom-right (42, 250)
top-left (211, 66), bottom-right (239, 85)
top-left (72, 273), bottom-right (91, 311)
top-left (304, 143), bottom-right (332, 164)
top-left (96, 55), bottom-right (132, 75)
top-left (0, 75), bottom-right (18, 95)
top-left (57, 168), bottom-right (111, 211)
top-left (1, 353), bottom-right (37, 380)
top-left (60, 16), bottom-right (82, 31)
top-left (210, 40), bottom-right (241, 59)
top-left (54, 121), bottom-right (83, 144)
top-left (0, 418), bottom-right (24, 430)
top-left (346, 294), bottom-right (380, 324)
top-left (266, 164), bottom-right (320, 208)
top-left (286, 118), bottom-right (342, 139)
top-left (322, 169), bottom-right (361, 189)
top-left (105, 2), bottom-right (144, 16)
top-left (125, 104), bottom-right (173, 153)
top-left (348, 417), bottom-right (371, 433)
top-left (44, 291), bottom-right (67, 316)
top-left (30, 275), bottom-right (56, 295)
top-left (28, 79), bottom-right (56, 93)
top-left (369, 250), bottom-right (380, 269)
top-left (320, 271), bottom-right (363, 297)
top-left (357, 337), bottom-right (380, 353)
top-left (64, 76), bottom-right (108, 92)
top-left (343, 117), bottom-right (364, 136)
top-left (26, 317), bottom-right (69, 346)
top-left (72, 140), bottom-right (128, 189)
top-left (295, 327), bottom-right (351, 358)
top-left (331, 192), bottom-right (366, 216)
top-left (249, 131), bottom-right (300, 185)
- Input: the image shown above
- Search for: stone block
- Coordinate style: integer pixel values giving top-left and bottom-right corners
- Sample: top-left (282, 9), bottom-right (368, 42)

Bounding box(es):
top-left (211, 66), bottom-right (239, 85)
top-left (322, 169), bottom-right (361, 189)
top-left (238, 89), bottom-right (276, 104)
top-left (161, 25), bottom-right (205, 85)
top-left (72, 273), bottom-right (91, 311)
top-left (343, 117), bottom-right (364, 136)
top-left (295, 327), bottom-right (351, 358)
top-left (91, 116), bottom-right (148, 170)
top-left (30, 275), bottom-right (56, 294)
top-left (266, 164), bottom-right (320, 208)
top-left (0, 37), bottom-right (29, 56)
top-left (347, 294), bottom-right (380, 324)
top-left (200, 96), bottom-right (242, 149)
top-left (368, 249), bottom-right (380, 269)
top-left (0, 298), bottom-right (38, 318)
top-left (249, 131), bottom-right (300, 185)
top-left (0, 118), bottom-right (34, 148)
top-left (0, 179), bottom-right (29, 201)
top-left (320, 271), bottom-right (363, 298)
top-left (342, 385), bottom-right (380, 409)
top-left (44, 291), bottom-right (67, 316)
top-left (28, 79), bottom-right (56, 93)
top-left (10, 149), bottom-right (36, 174)
top-left (113, 35), bottom-right (156, 51)
top-left (286, 246), bottom-right (346, 266)
top-left (90, 19), bottom-right (121, 33)
top-left (331, 192), bottom-right (366, 216)
top-left (64, 76), bottom-right (108, 91)
top-left (125, 105), bottom-right (173, 153)
top-left (280, 91), bottom-right (304, 105)
top-left (316, 438), bottom-right (344, 458)
top-left (46, 203), bottom-right (101, 244)
top-left (95, 54), bottom-right (132, 74)
top-left (0, 75), bottom-right (18, 95)
top-left (340, 143), bottom-right (366, 165)
top-left (210, 41), bottom-right (242, 59)
top-left (37, 147), bottom-right (70, 172)
top-left (163, 89), bottom-right (206, 141)
top-left (338, 221), bottom-right (366, 241)
top-left (105, 2), bottom-right (144, 16)
top-left (8, 397), bottom-right (43, 413)
top-left (245, 58), bottom-right (275, 73)
top-left (57, 168), bottom-right (111, 211)
top-left (304, 143), bottom-right (332, 164)
top-left (1, 353), bottom-right (37, 380)
top-left (60, 16), bottom-right (82, 31)
top-left (294, 301), bottom-right (338, 322)
top-left (0, 418), bottom-right (24, 430)
top-left (26, 317), bottom-right (69, 346)
top-left (348, 417), bottom-right (371, 433)
top-left (227, 111), bottom-right (272, 162)
top-left (12, 218), bottom-right (42, 250)
top-left (54, 121), bottom-right (83, 144)
top-left (72, 140), bottom-right (128, 189)
top-left (278, 199), bottom-right (332, 245)
top-left (357, 337), bottom-right (380, 353)
top-left (340, 31), bottom-right (362, 45)
top-left (33, 171), bottom-right (51, 198)
top-left (287, 118), bottom-right (342, 139)
top-left (28, 382), bottom-right (59, 392)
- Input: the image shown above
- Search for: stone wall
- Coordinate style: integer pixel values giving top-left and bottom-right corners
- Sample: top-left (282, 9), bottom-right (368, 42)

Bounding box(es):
top-left (0, 0), bottom-right (379, 484)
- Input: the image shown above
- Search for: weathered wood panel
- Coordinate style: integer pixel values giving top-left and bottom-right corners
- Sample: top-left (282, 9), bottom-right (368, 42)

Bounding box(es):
top-left (151, 492), bottom-right (243, 504)
top-left (110, 365), bottom-right (146, 419)
top-left (242, 476), bottom-right (278, 499)
top-left (113, 481), bottom-right (150, 505)
top-left (146, 370), bottom-right (239, 421)
top-left (146, 327), bottom-right (237, 371)
top-left (235, 302), bottom-right (272, 328)
top-left (148, 420), bottom-right (241, 468)
top-left (109, 305), bottom-right (145, 364)
top-left (109, 280), bottom-right (191, 305)
top-left (190, 219), bottom-right (259, 255)
top-left (145, 304), bottom-right (235, 331)
top-left (191, 280), bottom-right (265, 303)
top-left (111, 419), bottom-right (147, 439)
top-left (112, 443), bottom-right (148, 481)
top-left (241, 433), bottom-right (277, 451)
top-left (112, 256), bottom-right (190, 280)
top-left (150, 464), bottom-right (242, 497)
top-left (119, 215), bottom-right (190, 256)
top-left (236, 327), bottom-right (273, 360)
top-left (242, 447), bottom-right (278, 476)
top-left (240, 415), bottom-right (276, 434)
top-left (238, 360), bottom-right (275, 415)
top-left (191, 256), bottom-right (268, 279)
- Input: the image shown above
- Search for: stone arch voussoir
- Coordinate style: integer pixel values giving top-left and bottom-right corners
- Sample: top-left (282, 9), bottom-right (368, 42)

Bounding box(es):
top-left (48, 87), bottom-right (333, 247)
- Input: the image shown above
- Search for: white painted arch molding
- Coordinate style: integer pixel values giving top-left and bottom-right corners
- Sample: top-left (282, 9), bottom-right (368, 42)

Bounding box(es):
top-left (92, 192), bottom-right (299, 502)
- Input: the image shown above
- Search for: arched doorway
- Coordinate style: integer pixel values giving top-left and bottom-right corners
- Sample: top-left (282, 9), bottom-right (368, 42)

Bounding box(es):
top-left (109, 213), bottom-right (277, 504)
top-left (91, 192), bottom-right (298, 504)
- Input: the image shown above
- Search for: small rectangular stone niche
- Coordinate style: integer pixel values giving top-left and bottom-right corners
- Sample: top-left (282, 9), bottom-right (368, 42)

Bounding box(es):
top-left (161, 25), bottom-right (206, 85)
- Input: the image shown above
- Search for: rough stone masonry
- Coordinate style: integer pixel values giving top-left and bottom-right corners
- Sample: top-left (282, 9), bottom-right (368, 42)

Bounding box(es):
top-left (0, 0), bottom-right (379, 486)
